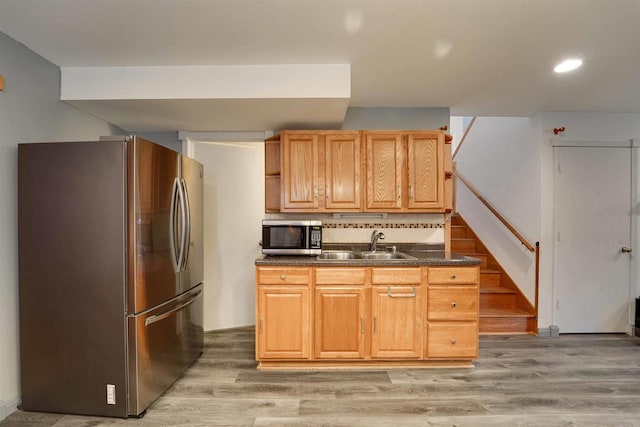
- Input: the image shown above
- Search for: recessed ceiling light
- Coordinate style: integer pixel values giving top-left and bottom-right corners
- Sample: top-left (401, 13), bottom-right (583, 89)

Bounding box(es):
top-left (554, 59), bottom-right (583, 73)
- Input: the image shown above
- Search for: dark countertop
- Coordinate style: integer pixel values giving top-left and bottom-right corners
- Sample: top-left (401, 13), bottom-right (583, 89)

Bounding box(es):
top-left (255, 243), bottom-right (481, 267)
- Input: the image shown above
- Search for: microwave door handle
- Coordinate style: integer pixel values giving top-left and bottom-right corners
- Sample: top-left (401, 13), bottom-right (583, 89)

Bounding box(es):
top-left (180, 178), bottom-right (191, 271)
top-left (169, 178), bottom-right (181, 273)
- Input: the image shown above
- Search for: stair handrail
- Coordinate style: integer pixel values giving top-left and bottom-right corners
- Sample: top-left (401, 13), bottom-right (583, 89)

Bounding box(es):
top-left (454, 170), bottom-right (535, 252)
top-left (452, 116), bottom-right (477, 159)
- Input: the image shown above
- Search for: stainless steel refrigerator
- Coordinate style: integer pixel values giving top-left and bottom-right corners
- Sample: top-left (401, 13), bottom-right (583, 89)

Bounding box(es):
top-left (18, 136), bottom-right (204, 418)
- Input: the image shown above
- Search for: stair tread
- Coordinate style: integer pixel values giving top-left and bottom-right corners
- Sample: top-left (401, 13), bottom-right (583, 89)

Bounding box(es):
top-left (481, 308), bottom-right (535, 318)
top-left (480, 287), bottom-right (516, 294)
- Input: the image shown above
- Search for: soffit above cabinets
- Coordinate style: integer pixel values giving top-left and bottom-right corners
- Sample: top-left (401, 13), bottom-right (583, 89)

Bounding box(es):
top-left (61, 65), bottom-right (351, 131)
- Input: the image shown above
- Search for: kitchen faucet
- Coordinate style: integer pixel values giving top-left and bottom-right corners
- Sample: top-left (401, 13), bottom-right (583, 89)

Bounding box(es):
top-left (370, 230), bottom-right (385, 252)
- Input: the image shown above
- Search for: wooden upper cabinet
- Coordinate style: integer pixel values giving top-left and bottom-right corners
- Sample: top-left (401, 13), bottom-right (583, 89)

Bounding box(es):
top-left (365, 132), bottom-right (403, 210)
top-left (272, 129), bottom-right (447, 213)
top-left (264, 137), bottom-right (281, 212)
top-left (325, 132), bottom-right (361, 210)
top-left (282, 132), bottom-right (320, 210)
top-left (407, 132), bottom-right (444, 210)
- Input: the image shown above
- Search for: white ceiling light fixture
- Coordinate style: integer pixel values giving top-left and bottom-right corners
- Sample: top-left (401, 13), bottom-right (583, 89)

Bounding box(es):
top-left (554, 58), bottom-right (583, 73)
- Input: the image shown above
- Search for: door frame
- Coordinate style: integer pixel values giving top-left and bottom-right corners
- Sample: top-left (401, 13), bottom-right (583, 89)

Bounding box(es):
top-left (552, 138), bottom-right (636, 334)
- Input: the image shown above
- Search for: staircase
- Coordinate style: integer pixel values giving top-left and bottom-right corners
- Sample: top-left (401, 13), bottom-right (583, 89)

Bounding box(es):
top-left (451, 214), bottom-right (537, 335)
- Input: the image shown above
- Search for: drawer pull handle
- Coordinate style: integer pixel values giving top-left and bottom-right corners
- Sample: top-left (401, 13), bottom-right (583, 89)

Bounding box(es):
top-left (360, 317), bottom-right (365, 334)
top-left (259, 319), bottom-right (263, 333)
top-left (451, 302), bottom-right (457, 308)
top-left (451, 339), bottom-right (457, 345)
top-left (387, 286), bottom-right (416, 298)
top-left (451, 274), bottom-right (457, 279)
top-left (280, 275), bottom-right (286, 280)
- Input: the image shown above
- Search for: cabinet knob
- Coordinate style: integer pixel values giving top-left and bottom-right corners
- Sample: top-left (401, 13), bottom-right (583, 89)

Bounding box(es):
top-left (280, 275), bottom-right (286, 280)
top-left (451, 339), bottom-right (457, 345)
top-left (451, 302), bottom-right (457, 308)
top-left (451, 274), bottom-right (457, 279)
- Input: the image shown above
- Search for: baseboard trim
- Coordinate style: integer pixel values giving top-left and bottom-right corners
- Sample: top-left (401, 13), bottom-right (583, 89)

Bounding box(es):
top-left (0, 395), bottom-right (20, 421)
top-left (538, 325), bottom-right (560, 337)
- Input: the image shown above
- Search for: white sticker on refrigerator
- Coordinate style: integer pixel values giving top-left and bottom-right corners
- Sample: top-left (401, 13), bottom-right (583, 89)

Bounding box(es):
top-left (106, 384), bottom-right (116, 405)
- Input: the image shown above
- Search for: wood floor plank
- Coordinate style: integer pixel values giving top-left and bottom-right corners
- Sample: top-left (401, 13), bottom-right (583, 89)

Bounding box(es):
top-left (2, 328), bottom-right (640, 427)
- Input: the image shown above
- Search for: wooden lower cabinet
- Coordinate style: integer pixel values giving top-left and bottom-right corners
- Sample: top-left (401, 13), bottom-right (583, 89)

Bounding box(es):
top-left (426, 266), bottom-right (480, 359)
top-left (255, 265), bottom-right (479, 369)
top-left (427, 322), bottom-right (478, 358)
top-left (257, 286), bottom-right (311, 359)
top-left (314, 287), bottom-right (366, 359)
top-left (371, 285), bottom-right (423, 358)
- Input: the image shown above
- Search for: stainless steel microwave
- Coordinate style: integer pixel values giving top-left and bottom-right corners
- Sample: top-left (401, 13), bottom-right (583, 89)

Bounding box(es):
top-left (262, 220), bottom-right (322, 255)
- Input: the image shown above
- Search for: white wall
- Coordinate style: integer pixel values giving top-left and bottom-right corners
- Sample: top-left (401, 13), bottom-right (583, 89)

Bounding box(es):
top-left (456, 113), bottom-right (640, 332)
top-left (193, 142), bottom-right (265, 331)
top-left (537, 112), bottom-right (640, 331)
top-left (0, 31), bottom-right (121, 420)
top-left (455, 117), bottom-right (540, 306)
top-left (342, 107), bottom-right (450, 130)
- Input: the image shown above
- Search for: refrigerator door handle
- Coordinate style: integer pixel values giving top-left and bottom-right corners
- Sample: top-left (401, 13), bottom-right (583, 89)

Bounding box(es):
top-left (180, 178), bottom-right (191, 271)
top-left (176, 177), bottom-right (187, 272)
top-left (169, 177), bottom-right (182, 273)
top-left (144, 289), bottom-right (202, 327)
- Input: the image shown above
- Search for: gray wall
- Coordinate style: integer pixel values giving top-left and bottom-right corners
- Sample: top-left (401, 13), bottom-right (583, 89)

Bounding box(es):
top-left (342, 107), bottom-right (450, 130)
top-left (0, 31), bottom-right (121, 421)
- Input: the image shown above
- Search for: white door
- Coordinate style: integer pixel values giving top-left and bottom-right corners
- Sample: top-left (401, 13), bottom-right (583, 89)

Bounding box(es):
top-left (555, 146), bottom-right (631, 333)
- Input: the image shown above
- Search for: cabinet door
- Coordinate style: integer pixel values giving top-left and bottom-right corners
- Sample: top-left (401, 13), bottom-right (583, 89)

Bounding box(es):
top-left (315, 287), bottom-right (366, 359)
top-left (325, 132), bottom-right (361, 210)
top-left (257, 286), bottom-right (311, 359)
top-left (365, 132), bottom-right (403, 210)
top-left (407, 132), bottom-right (444, 209)
top-left (282, 133), bottom-right (319, 210)
top-left (371, 285), bottom-right (422, 358)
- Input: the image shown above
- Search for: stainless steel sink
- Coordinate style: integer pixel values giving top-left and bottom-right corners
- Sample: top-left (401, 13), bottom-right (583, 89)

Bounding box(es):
top-left (358, 251), bottom-right (415, 260)
top-left (317, 250), bottom-right (355, 260)
top-left (317, 250), bottom-right (415, 261)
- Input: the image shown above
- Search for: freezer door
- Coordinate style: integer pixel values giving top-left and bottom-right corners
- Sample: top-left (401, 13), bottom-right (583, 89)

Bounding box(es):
top-left (127, 284), bottom-right (204, 416)
top-left (180, 156), bottom-right (204, 289)
top-left (129, 137), bottom-right (182, 313)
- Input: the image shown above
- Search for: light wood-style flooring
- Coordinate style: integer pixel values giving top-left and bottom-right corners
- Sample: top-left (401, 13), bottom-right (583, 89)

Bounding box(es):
top-left (2, 328), bottom-right (640, 426)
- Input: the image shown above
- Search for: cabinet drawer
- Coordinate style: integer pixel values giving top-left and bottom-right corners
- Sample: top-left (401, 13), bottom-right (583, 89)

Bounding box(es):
top-left (428, 267), bottom-right (478, 285)
top-left (427, 322), bottom-right (478, 358)
top-left (257, 267), bottom-right (311, 285)
top-left (372, 268), bottom-right (421, 285)
top-left (428, 287), bottom-right (478, 321)
top-left (315, 268), bottom-right (367, 285)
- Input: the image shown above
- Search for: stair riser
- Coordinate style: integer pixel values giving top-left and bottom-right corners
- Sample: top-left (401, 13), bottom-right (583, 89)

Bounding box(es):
top-left (480, 272), bottom-right (501, 287)
top-left (480, 293), bottom-right (517, 309)
top-left (451, 240), bottom-right (476, 251)
top-left (479, 317), bottom-right (530, 334)
top-left (451, 227), bottom-right (467, 239)
top-left (469, 255), bottom-right (488, 268)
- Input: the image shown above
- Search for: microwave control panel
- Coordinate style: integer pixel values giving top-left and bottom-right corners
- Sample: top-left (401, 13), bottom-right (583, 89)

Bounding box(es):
top-left (310, 226), bottom-right (322, 249)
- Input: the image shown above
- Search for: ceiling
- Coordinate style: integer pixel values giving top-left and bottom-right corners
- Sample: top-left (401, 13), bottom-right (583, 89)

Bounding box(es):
top-left (1, 0), bottom-right (639, 131)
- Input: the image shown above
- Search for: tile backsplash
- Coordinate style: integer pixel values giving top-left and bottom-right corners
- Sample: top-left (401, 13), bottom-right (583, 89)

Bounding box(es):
top-left (264, 213), bottom-right (445, 244)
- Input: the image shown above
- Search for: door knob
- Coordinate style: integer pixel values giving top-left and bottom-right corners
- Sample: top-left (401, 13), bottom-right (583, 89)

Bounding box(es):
top-left (621, 247), bottom-right (633, 253)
